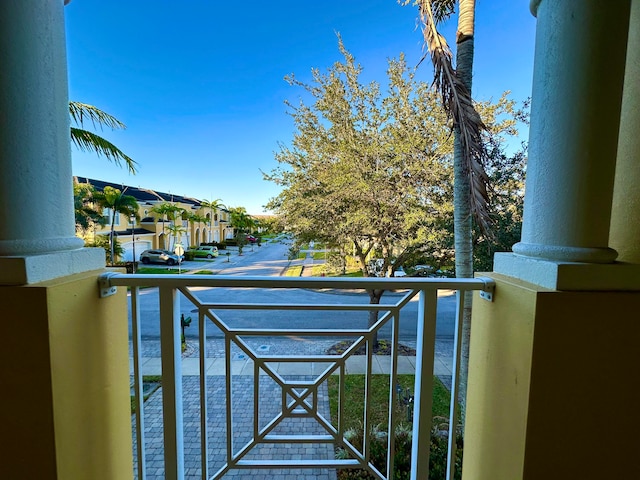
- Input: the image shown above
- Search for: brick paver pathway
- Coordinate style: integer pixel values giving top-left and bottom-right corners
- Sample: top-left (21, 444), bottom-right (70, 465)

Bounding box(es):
top-left (133, 375), bottom-right (336, 479)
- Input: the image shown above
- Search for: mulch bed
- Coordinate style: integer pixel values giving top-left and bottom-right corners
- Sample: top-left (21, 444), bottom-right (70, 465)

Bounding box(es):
top-left (326, 339), bottom-right (416, 356)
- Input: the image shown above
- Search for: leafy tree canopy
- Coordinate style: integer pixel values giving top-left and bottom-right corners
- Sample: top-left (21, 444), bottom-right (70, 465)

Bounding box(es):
top-left (266, 38), bottom-right (454, 280)
top-left (73, 182), bottom-right (106, 234)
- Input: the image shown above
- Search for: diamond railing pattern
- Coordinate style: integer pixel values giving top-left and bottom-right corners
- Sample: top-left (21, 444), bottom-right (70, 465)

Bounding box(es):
top-left (103, 273), bottom-right (494, 480)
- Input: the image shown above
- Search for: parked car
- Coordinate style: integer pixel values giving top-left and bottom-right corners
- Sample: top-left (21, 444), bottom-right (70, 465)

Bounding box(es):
top-left (188, 245), bottom-right (219, 258)
top-left (393, 267), bottom-right (407, 277)
top-left (245, 235), bottom-right (257, 244)
top-left (139, 249), bottom-right (183, 265)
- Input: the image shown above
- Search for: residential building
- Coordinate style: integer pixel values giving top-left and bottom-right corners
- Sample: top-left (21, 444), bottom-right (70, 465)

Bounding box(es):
top-left (74, 177), bottom-right (230, 260)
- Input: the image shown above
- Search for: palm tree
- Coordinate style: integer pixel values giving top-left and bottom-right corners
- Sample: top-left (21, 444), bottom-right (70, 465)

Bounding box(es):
top-left (93, 186), bottom-right (139, 264)
top-left (200, 198), bottom-right (223, 242)
top-left (150, 202), bottom-right (182, 249)
top-left (166, 223), bottom-right (186, 251)
top-left (229, 207), bottom-right (254, 255)
top-left (186, 212), bottom-right (208, 246)
top-left (69, 101), bottom-right (137, 174)
top-left (411, 0), bottom-right (488, 422)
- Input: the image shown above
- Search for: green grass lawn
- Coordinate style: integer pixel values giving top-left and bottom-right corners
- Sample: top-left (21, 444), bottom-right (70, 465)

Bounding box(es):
top-left (335, 270), bottom-right (363, 277)
top-left (284, 265), bottom-right (303, 277)
top-left (135, 267), bottom-right (190, 274)
top-left (312, 251), bottom-right (326, 260)
top-left (130, 375), bottom-right (162, 414)
top-left (327, 374), bottom-right (452, 431)
top-left (311, 264), bottom-right (326, 276)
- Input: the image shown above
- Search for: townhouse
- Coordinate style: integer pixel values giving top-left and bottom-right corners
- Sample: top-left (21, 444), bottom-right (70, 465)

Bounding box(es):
top-left (74, 177), bottom-right (232, 261)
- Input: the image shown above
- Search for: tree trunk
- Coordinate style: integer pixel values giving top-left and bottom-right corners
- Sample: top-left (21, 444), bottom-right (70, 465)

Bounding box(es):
top-left (454, 0), bottom-right (476, 428)
top-left (368, 288), bottom-right (384, 346)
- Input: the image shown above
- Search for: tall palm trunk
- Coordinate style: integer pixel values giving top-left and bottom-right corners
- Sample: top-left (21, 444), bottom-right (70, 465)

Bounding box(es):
top-left (453, 0), bottom-right (475, 424)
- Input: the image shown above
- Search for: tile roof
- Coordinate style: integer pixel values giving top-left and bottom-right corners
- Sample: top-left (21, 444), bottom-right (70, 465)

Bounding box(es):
top-left (74, 177), bottom-right (201, 206)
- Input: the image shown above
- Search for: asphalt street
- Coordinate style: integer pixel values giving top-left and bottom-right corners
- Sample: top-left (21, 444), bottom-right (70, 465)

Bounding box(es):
top-left (128, 239), bottom-right (458, 342)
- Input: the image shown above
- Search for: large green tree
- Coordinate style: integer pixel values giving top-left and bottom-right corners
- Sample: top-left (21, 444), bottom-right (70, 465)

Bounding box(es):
top-left (266, 39), bottom-right (454, 341)
top-left (69, 102), bottom-right (137, 174)
top-left (93, 186), bottom-right (139, 264)
top-left (472, 97), bottom-right (529, 272)
top-left (73, 181), bottom-right (106, 234)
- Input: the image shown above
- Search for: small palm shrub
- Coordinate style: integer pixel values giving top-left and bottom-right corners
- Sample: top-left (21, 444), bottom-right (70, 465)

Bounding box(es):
top-left (335, 420), bottom-right (462, 480)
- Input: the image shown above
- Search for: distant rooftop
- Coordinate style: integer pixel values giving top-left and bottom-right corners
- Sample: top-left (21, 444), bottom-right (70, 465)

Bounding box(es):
top-left (73, 177), bottom-right (228, 211)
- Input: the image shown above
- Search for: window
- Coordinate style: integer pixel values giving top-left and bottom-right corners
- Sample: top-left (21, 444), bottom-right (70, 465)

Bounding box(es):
top-left (102, 208), bottom-right (120, 226)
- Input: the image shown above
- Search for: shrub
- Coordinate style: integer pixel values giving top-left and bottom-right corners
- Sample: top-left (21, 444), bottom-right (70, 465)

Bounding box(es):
top-left (200, 241), bottom-right (227, 250)
top-left (287, 244), bottom-right (300, 260)
top-left (335, 421), bottom-right (463, 480)
top-left (85, 235), bottom-right (123, 265)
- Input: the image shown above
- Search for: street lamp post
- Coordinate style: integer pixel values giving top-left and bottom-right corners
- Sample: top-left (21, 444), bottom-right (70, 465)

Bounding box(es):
top-left (130, 214), bottom-right (137, 273)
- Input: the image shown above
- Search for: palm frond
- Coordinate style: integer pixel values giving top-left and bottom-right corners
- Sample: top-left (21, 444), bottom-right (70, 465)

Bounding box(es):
top-left (417, 0), bottom-right (492, 236)
top-left (431, 0), bottom-right (456, 23)
top-left (69, 101), bottom-right (127, 130)
top-left (70, 127), bottom-right (137, 174)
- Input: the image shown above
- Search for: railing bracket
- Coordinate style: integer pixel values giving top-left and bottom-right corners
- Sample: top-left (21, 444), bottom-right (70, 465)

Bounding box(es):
top-left (478, 277), bottom-right (495, 302)
top-left (479, 290), bottom-right (493, 302)
top-left (99, 273), bottom-right (117, 298)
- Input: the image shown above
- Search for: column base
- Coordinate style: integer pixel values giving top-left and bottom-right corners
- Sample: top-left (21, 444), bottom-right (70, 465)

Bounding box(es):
top-left (512, 241), bottom-right (617, 263)
top-left (0, 247), bottom-right (105, 285)
top-left (494, 252), bottom-right (640, 291)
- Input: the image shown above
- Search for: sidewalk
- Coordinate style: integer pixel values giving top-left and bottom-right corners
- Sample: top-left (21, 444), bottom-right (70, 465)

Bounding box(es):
top-left (131, 354), bottom-right (453, 377)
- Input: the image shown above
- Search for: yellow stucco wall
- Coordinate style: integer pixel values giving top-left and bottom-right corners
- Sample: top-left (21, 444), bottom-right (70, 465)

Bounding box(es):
top-left (463, 273), bottom-right (640, 480)
top-left (462, 274), bottom-right (538, 479)
top-left (0, 286), bottom-right (58, 478)
top-left (0, 270), bottom-right (133, 479)
top-left (611, 0), bottom-right (640, 263)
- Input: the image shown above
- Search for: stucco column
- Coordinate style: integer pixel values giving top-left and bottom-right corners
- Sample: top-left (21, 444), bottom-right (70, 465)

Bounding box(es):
top-left (0, 0), bottom-right (103, 284)
top-left (511, 0), bottom-right (630, 263)
top-left (610, 0), bottom-right (640, 264)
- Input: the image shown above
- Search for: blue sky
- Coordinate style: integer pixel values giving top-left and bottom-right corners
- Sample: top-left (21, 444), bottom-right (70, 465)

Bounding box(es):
top-left (65, 0), bottom-right (536, 215)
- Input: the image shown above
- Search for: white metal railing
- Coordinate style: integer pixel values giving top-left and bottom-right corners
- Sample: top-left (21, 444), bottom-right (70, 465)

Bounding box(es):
top-left (101, 273), bottom-right (494, 480)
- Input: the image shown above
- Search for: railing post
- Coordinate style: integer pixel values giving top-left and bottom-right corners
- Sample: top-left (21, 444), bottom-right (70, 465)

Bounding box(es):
top-left (159, 286), bottom-right (184, 480)
top-left (131, 287), bottom-right (147, 480)
top-left (446, 291), bottom-right (466, 479)
top-left (411, 289), bottom-right (437, 479)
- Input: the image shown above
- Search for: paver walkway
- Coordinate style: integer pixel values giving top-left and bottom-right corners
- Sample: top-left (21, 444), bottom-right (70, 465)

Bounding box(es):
top-left (130, 338), bottom-right (455, 479)
top-left (133, 376), bottom-right (336, 480)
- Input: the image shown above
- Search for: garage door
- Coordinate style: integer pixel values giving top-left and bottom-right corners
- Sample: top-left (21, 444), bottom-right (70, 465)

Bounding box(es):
top-left (121, 241), bottom-right (152, 262)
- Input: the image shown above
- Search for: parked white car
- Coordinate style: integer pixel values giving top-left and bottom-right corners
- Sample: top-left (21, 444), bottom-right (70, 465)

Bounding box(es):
top-left (393, 267), bottom-right (407, 277)
top-left (139, 249), bottom-right (183, 265)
